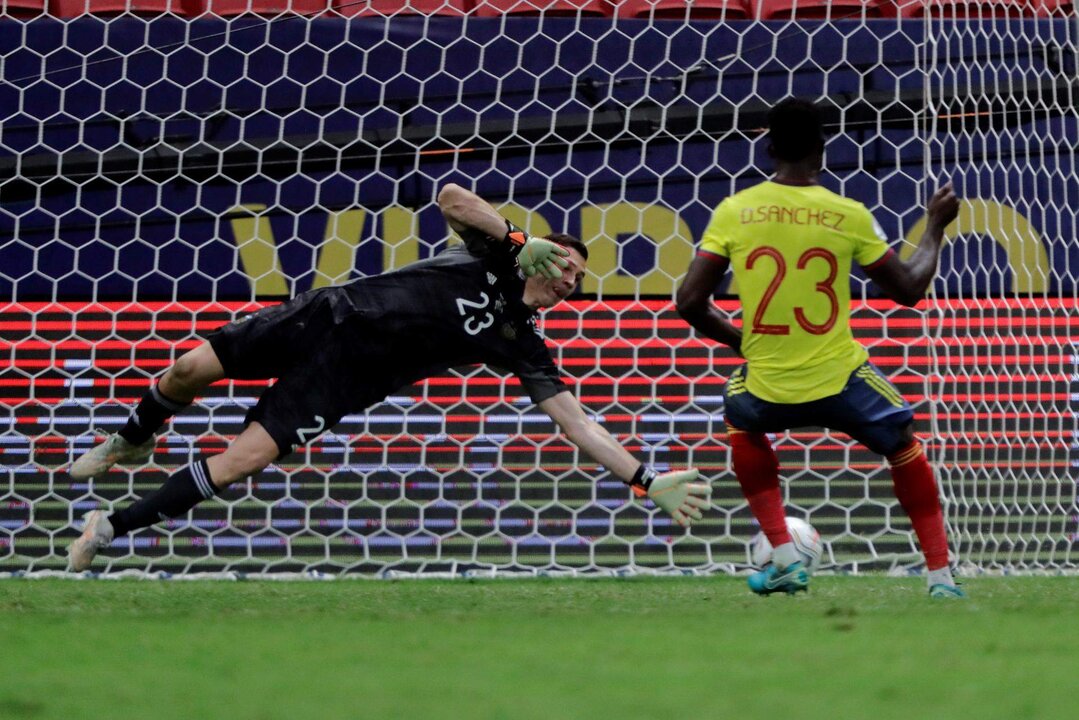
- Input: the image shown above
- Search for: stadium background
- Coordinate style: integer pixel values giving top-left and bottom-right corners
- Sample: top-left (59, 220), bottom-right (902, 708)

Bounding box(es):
top-left (0, 2), bottom-right (1075, 575)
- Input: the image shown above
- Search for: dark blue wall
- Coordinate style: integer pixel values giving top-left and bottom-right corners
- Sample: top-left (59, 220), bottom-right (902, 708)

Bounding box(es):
top-left (1, 17), bottom-right (1075, 299)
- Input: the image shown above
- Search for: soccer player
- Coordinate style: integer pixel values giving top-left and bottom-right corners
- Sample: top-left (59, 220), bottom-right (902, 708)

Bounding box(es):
top-left (675, 98), bottom-right (963, 598)
top-left (67, 184), bottom-right (711, 571)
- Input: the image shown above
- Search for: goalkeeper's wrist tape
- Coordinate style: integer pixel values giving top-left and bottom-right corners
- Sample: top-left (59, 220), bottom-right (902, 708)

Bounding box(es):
top-left (626, 465), bottom-right (657, 498)
top-left (503, 220), bottom-right (528, 258)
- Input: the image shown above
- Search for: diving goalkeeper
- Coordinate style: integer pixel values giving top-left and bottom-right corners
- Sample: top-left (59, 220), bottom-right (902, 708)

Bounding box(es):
top-left (676, 98), bottom-right (962, 598)
top-left (67, 184), bottom-right (710, 571)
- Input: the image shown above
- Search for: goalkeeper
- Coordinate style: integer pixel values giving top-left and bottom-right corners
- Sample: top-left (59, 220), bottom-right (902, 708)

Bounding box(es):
top-left (676, 98), bottom-right (962, 598)
top-left (67, 184), bottom-right (710, 570)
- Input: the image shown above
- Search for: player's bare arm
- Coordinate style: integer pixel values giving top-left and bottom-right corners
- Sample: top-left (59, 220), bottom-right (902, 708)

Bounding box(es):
top-left (437, 183), bottom-right (569, 279)
top-left (437, 182), bottom-right (513, 237)
top-left (675, 253), bottom-right (743, 355)
top-left (540, 390), bottom-right (638, 479)
top-left (866, 183), bottom-right (960, 306)
top-left (538, 390), bottom-right (711, 527)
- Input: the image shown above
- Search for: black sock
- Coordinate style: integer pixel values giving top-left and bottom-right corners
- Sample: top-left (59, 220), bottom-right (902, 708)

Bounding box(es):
top-left (118, 383), bottom-right (189, 445)
top-left (108, 460), bottom-right (218, 536)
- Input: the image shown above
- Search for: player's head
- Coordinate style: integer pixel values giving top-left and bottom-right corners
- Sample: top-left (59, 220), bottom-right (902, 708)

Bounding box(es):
top-left (524, 233), bottom-right (588, 309)
top-left (767, 98), bottom-right (825, 165)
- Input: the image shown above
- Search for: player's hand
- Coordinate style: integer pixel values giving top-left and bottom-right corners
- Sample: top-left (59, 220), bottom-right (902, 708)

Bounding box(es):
top-left (517, 236), bottom-right (570, 279)
top-left (645, 469), bottom-right (712, 528)
top-left (927, 182), bottom-right (959, 230)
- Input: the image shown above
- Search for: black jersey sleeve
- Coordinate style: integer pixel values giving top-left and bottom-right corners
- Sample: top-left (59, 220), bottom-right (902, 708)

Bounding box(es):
top-left (508, 331), bottom-right (568, 404)
top-left (456, 222), bottom-right (521, 260)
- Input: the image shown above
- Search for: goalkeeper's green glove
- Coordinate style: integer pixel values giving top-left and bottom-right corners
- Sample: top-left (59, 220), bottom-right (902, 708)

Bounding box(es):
top-left (506, 225), bottom-right (570, 279)
top-left (627, 466), bottom-right (712, 528)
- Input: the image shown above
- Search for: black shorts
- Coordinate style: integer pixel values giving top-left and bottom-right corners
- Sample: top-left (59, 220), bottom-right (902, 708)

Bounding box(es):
top-left (206, 290), bottom-right (393, 457)
top-left (206, 288), bottom-right (338, 380)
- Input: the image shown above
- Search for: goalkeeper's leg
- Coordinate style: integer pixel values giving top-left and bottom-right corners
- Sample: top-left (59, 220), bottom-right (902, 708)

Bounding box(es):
top-left (67, 422), bottom-right (279, 571)
top-left (70, 343), bottom-right (225, 480)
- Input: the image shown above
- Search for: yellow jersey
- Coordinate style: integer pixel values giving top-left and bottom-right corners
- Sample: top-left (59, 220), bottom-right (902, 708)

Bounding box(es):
top-left (700, 181), bottom-right (891, 404)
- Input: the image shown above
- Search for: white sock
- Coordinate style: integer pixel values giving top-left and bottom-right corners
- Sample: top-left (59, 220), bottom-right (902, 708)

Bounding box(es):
top-left (773, 543), bottom-right (800, 569)
top-left (927, 566), bottom-right (955, 588)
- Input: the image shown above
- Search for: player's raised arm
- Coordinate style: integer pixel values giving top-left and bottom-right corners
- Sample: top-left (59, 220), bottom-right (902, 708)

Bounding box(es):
top-left (865, 183), bottom-right (960, 307)
top-left (437, 182), bottom-right (511, 237)
top-left (675, 253), bottom-right (743, 356)
top-left (436, 183), bottom-right (569, 279)
top-left (537, 390), bottom-right (711, 528)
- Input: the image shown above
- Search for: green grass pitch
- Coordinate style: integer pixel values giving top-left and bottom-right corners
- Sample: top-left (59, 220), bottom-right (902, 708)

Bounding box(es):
top-left (1, 576), bottom-right (1076, 720)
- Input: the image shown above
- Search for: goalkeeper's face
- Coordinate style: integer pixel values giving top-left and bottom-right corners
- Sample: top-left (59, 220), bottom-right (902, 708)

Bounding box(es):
top-left (524, 246), bottom-right (587, 309)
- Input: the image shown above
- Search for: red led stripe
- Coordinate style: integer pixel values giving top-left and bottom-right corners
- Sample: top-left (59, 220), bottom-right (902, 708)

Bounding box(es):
top-left (4, 297), bottom-right (1075, 313)
top-left (3, 358), bottom-right (1061, 374)
top-left (26, 430), bottom-right (1072, 445)
top-left (6, 412), bottom-right (1067, 430)
top-left (5, 393), bottom-right (1073, 406)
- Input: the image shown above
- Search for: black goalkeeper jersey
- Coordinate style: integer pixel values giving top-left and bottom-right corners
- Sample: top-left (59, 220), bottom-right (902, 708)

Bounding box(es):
top-left (307, 227), bottom-right (567, 404)
top-left (206, 226), bottom-right (568, 452)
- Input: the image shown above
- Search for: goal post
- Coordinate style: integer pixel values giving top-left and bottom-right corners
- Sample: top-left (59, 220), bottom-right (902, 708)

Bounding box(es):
top-left (0, 6), bottom-right (1075, 576)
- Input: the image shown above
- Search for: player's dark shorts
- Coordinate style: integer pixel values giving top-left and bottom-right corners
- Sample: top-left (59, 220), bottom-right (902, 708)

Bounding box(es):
top-left (205, 289), bottom-right (393, 457)
top-left (722, 362), bottom-right (914, 456)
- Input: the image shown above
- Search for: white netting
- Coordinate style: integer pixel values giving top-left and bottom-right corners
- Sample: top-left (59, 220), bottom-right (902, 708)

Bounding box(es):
top-left (1, 3), bottom-right (1075, 576)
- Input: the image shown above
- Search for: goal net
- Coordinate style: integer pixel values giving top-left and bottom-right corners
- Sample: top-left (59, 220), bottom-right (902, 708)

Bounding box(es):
top-left (1, 2), bottom-right (1075, 576)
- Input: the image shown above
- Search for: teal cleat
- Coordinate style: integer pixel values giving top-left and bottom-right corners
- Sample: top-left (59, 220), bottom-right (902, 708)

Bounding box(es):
top-left (748, 561), bottom-right (809, 596)
top-left (929, 583), bottom-right (966, 599)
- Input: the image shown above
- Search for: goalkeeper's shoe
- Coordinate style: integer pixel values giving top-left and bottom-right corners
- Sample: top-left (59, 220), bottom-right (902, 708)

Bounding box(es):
top-left (67, 510), bottom-right (115, 572)
top-left (70, 432), bottom-right (156, 480)
top-left (747, 561), bottom-right (810, 596)
top-left (929, 583), bottom-right (966, 599)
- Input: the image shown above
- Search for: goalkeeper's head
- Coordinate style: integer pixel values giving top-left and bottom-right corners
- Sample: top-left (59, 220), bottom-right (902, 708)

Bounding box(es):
top-left (546, 233), bottom-right (587, 262)
top-left (767, 98), bottom-right (826, 165)
top-left (523, 232), bottom-right (589, 309)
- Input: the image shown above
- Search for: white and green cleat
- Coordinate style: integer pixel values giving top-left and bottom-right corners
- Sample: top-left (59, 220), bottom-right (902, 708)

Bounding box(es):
top-left (929, 583), bottom-right (966, 599)
top-left (69, 433), bottom-right (156, 480)
top-left (66, 510), bottom-right (115, 572)
top-left (748, 561), bottom-right (810, 596)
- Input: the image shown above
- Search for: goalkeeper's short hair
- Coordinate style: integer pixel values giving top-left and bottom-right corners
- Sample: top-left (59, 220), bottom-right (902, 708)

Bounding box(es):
top-left (546, 232), bottom-right (588, 260)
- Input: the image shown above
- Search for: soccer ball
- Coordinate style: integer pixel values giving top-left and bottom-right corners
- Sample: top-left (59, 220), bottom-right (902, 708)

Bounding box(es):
top-left (749, 517), bottom-right (823, 574)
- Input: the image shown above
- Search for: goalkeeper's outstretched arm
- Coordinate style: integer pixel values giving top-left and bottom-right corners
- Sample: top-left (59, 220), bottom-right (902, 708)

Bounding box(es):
top-left (538, 391), bottom-right (711, 527)
top-left (437, 183), bottom-right (569, 279)
top-left (438, 182), bottom-right (512, 238)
